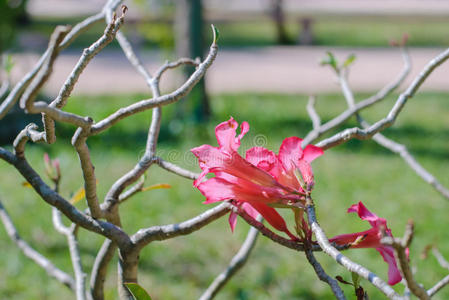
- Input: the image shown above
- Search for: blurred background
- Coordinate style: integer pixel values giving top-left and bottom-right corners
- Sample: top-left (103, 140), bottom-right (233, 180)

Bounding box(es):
top-left (1, 0), bottom-right (449, 299)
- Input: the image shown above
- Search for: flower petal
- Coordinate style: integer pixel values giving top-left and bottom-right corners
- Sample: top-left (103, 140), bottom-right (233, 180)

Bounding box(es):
top-left (348, 201), bottom-right (387, 228)
top-left (248, 202), bottom-right (297, 240)
top-left (228, 211), bottom-right (238, 232)
top-left (303, 144), bottom-right (324, 163)
top-left (215, 117), bottom-right (248, 152)
top-left (197, 177), bottom-right (235, 204)
top-left (246, 146), bottom-right (279, 176)
top-left (377, 246), bottom-right (402, 285)
top-left (278, 137), bottom-right (304, 172)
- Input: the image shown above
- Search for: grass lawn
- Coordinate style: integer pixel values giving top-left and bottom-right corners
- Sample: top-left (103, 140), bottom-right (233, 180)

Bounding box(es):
top-left (0, 92), bottom-right (448, 299)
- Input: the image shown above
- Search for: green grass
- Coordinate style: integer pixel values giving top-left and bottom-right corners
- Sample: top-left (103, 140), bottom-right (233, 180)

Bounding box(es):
top-left (0, 92), bottom-right (448, 299)
top-left (14, 17), bottom-right (449, 52)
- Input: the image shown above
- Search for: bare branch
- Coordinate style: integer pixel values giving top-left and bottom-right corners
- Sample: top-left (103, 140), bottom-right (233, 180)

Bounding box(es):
top-left (19, 26), bottom-right (70, 113)
top-left (154, 58), bottom-right (200, 83)
top-left (89, 239), bottom-right (116, 300)
top-left (52, 209), bottom-right (87, 300)
top-left (382, 221), bottom-right (429, 300)
top-left (13, 123), bottom-right (46, 158)
top-left (427, 275), bottom-right (449, 297)
top-left (316, 46), bottom-right (449, 150)
top-left (132, 203), bottom-right (231, 250)
top-left (432, 247), bottom-right (449, 270)
top-left (199, 220), bottom-right (260, 300)
top-left (153, 156), bottom-right (200, 180)
top-left (91, 43), bottom-right (218, 134)
top-left (0, 198), bottom-right (75, 290)
top-left (43, 8), bottom-right (126, 144)
top-left (72, 129), bottom-right (102, 219)
top-left (337, 65), bottom-right (449, 200)
top-left (0, 148), bottom-right (131, 249)
top-left (304, 248), bottom-right (346, 300)
top-left (306, 95), bottom-right (321, 130)
top-left (302, 47), bottom-right (410, 147)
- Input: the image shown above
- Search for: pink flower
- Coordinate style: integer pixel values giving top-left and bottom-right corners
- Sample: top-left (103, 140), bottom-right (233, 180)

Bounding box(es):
top-left (329, 202), bottom-right (404, 285)
top-left (191, 117), bottom-right (323, 239)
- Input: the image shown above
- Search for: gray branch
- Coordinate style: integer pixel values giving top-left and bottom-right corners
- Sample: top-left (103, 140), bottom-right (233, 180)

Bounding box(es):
top-left (131, 203), bottom-right (231, 250)
top-left (337, 64), bottom-right (449, 201)
top-left (316, 46), bottom-right (449, 150)
top-left (52, 208), bottom-right (87, 300)
top-left (304, 248), bottom-right (346, 300)
top-left (302, 47), bottom-right (410, 147)
top-left (0, 198), bottom-right (75, 290)
top-left (199, 219), bottom-right (261, 300)
top-left (382, 221), bottom-right (429, 300)
top-left (89, 239), bottom-right (117, 300)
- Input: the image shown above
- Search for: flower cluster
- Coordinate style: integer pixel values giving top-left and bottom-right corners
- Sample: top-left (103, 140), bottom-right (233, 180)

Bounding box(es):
top-left (191, 117), bottom-right (323, 239)
top-left (192, 118), bottom-right (404, 286)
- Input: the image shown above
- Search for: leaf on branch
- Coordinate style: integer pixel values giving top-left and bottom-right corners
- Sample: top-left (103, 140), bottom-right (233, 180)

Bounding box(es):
top-left (69, 186), bottom-right (86, 204)
top-left (320, 51), bottom-right (338, 72)
top-left (22, 182), bottom-right (32, 188)
top-left (211, 24), bottom-right (219, 44)
top-left (343, 54), bottom-right (356, 68)
top-left (3, 54), bottom-right (14, 75)
top-left (125, 283), bottom-right (152, 300)
top-left (141, 183), bottom-right (171, 192)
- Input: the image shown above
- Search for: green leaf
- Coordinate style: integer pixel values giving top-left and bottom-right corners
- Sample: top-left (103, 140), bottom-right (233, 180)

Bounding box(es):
top-left (3, 54), bottom-right (14, 75)
top-left (320, 51), bottom-right (338, 72)
top-left (211, 24), bottom-right (219, 44)
top-left (351, 272), bottom-right (360, 289)
top-left (125, 283), bottom-right (152, 300)
top-left (343, 54), bottom-right (356, 68)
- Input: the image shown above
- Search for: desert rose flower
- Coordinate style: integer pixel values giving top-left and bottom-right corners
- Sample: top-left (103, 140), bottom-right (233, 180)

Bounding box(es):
top-left (330, 201), bottom-right (404, 285)
top-left (191, 117), bottom-right (323, 239)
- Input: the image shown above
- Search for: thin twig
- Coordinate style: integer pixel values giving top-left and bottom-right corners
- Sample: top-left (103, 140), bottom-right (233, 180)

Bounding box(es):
top-left (382, 221), bottom-right (429, 300)
top-left (306, 95), bottom-right (321, 130)
top-left (427, 274), bottom-right (449, 297)
top-left (52, 208), bottom-right (87, 300)
top-left (0, 198), bottom-right (75, 290)
top-left (199, 219), bottom-right (261, 300)
top-left (316, 46), bottom-right (449, 150)
top-left (304, 248), bottom-right (346, 300)
top-left (302, 47), bottom-right (411, 147)
top-left (337, 66), bottom-right (449, 200)
top-left (131, 203), bottom-right (231, 250)
top-left (89, 239), bottom-right (117, 300)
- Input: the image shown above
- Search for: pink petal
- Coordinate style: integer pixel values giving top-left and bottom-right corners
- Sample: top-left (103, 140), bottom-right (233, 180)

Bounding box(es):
top-left (215, 117), bottom-right (248, 153)
top-left (245, 146), bottom-right (279, 176)
top-left (248, 202), bottom-right (296, 240)
top-left (228, 211), bottom-right (238, 232)
top-left (348, 202), bottom-right (387, 228)
top-left (329, 227), bottom-right (381, 249)
top-left (241, 202), bottom-right (260, 220)
top-left (297, 159), bottom-right (315, 187)
top-left (377, 246), bottom-right (402, 285)
top-left (278, 137), bottom-right (304, 173)
top-left (303, 144), bottom-right (324, 163)
top-left (197, 177), bottom-right (235, 204)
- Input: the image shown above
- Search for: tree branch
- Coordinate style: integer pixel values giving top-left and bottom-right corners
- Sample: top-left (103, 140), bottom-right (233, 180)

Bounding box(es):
top-left (0, 198), bottom-right (75, 290)
top-left (316, 46), bottom-right (449, 150)
top-left (131, 203), bottom-right (230, 250)
top-left (199, 220), bottom-right (260, 300)
top-left (382, 221), bottom-right (429, 300)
